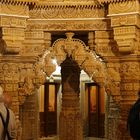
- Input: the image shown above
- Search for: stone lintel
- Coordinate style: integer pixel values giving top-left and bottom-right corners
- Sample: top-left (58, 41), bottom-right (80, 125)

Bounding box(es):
top-left (27, 18), bottom-right (110, 31)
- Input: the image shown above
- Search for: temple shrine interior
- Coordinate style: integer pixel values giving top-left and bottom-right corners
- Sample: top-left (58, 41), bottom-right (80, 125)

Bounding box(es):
top-left (0, 0), bottom-right (140, 140)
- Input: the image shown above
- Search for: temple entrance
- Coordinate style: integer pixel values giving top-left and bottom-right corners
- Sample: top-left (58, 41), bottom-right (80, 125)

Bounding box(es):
top-left (37, 32), bottom-right (107, 140)
top-left (85, 83), bottom-right (105, 138)
top-left (39, 71), bottom-right (106, 139)
top-left (39, 83), bottom-right (61, 137)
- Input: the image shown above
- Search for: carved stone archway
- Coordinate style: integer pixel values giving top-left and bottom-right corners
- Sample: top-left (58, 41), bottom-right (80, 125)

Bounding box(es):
top-left (15, 31), bottom-right (121, 140)
top-left (44, 32), bottom-right (106, 84)
top-left (41, 32), bottom-right (106, 140)
top-left (0, 0), bottom-right (139, 140)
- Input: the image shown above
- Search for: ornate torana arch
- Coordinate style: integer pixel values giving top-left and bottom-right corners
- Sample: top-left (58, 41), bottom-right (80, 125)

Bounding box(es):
top-left (17, 32), bottom-right (121, 105)
top-left (44, 32), bottom-right (106, 85)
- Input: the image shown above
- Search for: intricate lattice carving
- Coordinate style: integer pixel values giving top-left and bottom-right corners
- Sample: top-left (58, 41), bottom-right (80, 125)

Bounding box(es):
top-left (0, 16), bottom-right (27, 28)
top-left (108, 96), bottom-right (120, 140)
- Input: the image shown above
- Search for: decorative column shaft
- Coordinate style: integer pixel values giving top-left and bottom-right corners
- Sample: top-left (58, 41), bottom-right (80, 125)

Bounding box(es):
top-left (108, 1), bottom-right (140, 139)
top-left (59, 57), bottom-right (83, 140)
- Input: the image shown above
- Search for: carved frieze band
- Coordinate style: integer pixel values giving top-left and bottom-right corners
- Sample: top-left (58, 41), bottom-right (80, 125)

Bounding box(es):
top-left (0, 16), bottom-right (27, 28)
top-left (29, 7), bottom-right (104, 19)
top-left (111, 14), bottom-right (140, 28)
top-left (27, 19), bottom-right (108, 31)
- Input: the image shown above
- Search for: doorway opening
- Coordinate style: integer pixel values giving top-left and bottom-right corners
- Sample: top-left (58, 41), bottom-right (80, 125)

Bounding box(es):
top-left (39, 83), bottom-right (60, 137)
top-left (85, 83), bottom-right (105, 138)
top-left (39, 71), bottom-right (105, 139)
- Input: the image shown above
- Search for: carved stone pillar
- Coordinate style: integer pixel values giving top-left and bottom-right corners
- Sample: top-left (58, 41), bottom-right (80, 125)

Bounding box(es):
top-left (0, 62), bottom-right (21, 139)
top-left (109, 1), bottom-right (140, 139)
top-left (20, 90), bottom-right (39, 140)
top-left (119, 60), bottom-right (140, 140)
top-left (59, 57), bottom-right (83, 140)
top-left (0, 62), bottom-right (20, 113)
top-left (95, 29), bottom-right (122, 139)
top-left (108, 96), bottom-right (120, 140)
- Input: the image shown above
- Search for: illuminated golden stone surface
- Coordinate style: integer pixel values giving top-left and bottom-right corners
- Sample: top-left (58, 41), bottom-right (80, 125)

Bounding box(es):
top-left (0, 0), bottom-right (139, 140)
